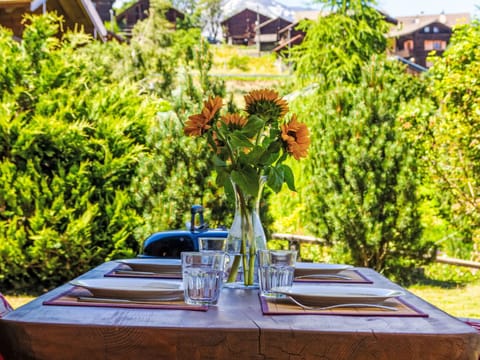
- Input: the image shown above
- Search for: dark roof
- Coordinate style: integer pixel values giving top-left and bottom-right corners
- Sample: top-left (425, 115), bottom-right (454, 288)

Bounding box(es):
top-left (0, 0), bottom-right (30, 38)
top-left (31, 0), bottom-right (107, 40)
top-left (389, 12), bottom-right (470, 37)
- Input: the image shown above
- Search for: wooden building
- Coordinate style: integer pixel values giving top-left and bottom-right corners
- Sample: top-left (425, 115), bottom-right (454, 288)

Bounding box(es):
top-left (0, 0), bottom-right (108, 41)
top-left (115, 0), bottom-right (184, 38)
top-left (221, 8), bottom-right (271, 46)
top-left (255, 16), bottom-right (291, 51)
top-left (273, 21), bottom-right (306, 55)
top-left (389, 12), bottom-right (470, 67)
top-left (0, 0), bottom-right (30, 39)
top-left (91, 0), bottom-right (115, 23)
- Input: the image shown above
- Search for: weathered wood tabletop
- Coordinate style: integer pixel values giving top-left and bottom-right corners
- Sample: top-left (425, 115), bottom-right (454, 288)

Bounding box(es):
top-left (0, 261), bottom-right (479, 360)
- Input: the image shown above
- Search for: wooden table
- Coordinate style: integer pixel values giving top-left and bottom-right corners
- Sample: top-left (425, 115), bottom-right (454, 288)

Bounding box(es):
top-left (0, 261), bottom-right (479, 360)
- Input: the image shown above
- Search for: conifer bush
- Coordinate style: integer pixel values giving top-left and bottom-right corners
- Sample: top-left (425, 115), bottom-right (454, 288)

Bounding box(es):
top-left (0, 15), bottom-right (158, 292)
top-left (0, 8), bottom-right (225, 292)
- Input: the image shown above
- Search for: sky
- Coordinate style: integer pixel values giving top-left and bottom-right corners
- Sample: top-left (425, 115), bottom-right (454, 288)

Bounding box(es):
top-left (113, 0), bottom-right (479, 17)
top-left (278, 0), bottom-right (479, 17)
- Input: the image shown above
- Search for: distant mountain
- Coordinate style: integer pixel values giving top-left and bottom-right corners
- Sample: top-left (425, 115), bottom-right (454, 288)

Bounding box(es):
top-left (222, 0), bottom-right (299, 21)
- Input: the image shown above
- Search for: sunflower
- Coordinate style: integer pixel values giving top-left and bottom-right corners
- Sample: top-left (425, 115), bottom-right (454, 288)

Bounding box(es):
top-left (184, 96), bottom-right (223, 136)
top-left (219, 113), bottom-right (248, 130)
top-left (281, 115), bottom-right (310, 160)
top-left (244, 89), bottom-right (289, 122)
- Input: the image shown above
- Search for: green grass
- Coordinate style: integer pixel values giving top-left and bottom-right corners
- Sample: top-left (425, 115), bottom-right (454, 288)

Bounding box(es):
top-left (408, 283), bottom-right (480, 318)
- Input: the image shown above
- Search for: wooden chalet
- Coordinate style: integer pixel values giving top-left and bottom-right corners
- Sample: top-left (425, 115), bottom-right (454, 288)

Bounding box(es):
top-left (0, 0), bottom-right (30, 39)
top-left (389, 12), bottom-right (470, 68)
top-left (273, 11), bottom-right (322, 56)
top-left (0, 0), bottom-right (108, 41)
top-left (255, 16), bottom-right (291, 51)
top-left (91, 0), bottom-right (115, 23)
top-left (273, 21), bottom-right (305, 54)
top-left (221, 8), bottom-right (271, 46)
top-left (115, 0), bottom-right (184, 38)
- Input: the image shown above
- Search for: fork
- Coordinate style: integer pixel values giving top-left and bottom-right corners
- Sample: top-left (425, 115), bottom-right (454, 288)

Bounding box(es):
top-left (295, 273), bottom-right (351, 280)
top-left (286, 296), bottom-right (398, 311)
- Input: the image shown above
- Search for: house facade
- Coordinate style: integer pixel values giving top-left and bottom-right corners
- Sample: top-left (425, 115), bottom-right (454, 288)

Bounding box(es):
top-left (221, 8), bottom-right (271, 46)
top-left (273, 21), bottom-right (307, 55)
top-left (115, 0), bottom-right (184, 38)
top-left (0, 0), bottom-right (108, 40)
top-left (0, 0), bottom-right (30, 39)
top-left (91, 0), bottom-right (115, 22)
top-left (256, 16), bottom-right (292, 51)
top-left (389, 12), bottom-right (470, 67)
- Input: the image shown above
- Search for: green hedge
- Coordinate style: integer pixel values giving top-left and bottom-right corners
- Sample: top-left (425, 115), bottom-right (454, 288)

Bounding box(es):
top-left (0, 15), bottom-right (159, 292)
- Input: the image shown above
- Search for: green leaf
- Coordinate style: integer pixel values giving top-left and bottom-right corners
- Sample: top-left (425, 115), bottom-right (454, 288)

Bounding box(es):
top-left (229, 132), bottom-right (253, 149)
top-left (266, 166), bottom-right (284, 193)
top-left (242, 115), bottom-right (264, 137)
top-left (231, 166), bottom-right (259, 197)
top-left (282, 164), bottom-right (296, 191)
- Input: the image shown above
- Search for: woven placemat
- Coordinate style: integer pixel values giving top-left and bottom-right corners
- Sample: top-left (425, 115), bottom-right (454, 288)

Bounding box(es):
top-left (260, 295), bottom-right (428, 317)
top-left (43, 286), bottom-right (207, 311)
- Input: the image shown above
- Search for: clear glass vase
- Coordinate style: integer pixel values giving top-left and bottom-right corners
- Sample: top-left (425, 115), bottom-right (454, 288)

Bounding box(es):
top-left (225, 177), bottom-right (267, 288)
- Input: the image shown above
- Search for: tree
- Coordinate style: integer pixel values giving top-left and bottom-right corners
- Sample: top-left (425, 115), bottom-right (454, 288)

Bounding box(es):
top-left (426, 21), bottom-right (480, 258)
top-left (291, 0), bottom-right (389, 85)
top-left (197, 0), bottom-right (223, 41)
top-left (0, 6), bottom-right (226, 292)
top-left (281, 0), bottom-right (435, 282)
top-left (0, 14), bottom-right (158, 291)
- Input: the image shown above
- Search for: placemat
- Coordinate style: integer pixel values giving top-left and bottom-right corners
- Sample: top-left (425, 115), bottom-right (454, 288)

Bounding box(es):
top-left (43, 286), bottom-right (207, 311)
top-left (294, 269), bottom-right (373, 284)
top-left (260, 295), bottom-right (428, 317)
top-left (104, 263), bottom-right (182, 279)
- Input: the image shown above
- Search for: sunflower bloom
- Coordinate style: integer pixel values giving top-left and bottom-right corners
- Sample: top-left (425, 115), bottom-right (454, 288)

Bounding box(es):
top-left (244, 89), bottom-right (289, 120)
top-left (220, 113), bottom-right (248, 130)
top-left (281, 115), bottom-right (310, 160)
top-left (184, 96), bottom-right (223, 136)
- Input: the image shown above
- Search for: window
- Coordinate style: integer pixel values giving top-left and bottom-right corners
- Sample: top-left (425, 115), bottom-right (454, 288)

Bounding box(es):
top-left (433, 26), bottom-right (439, 33)
top-left (404, 40), bottom-right (414, 51)
top-left (424, 40), bottom-right (447, 50)
top-left (424, 26), bottom-right (430, 33)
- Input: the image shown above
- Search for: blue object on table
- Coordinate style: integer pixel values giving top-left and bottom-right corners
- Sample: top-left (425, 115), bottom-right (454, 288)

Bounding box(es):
top-left (140, 205), bottom-right (228, 258)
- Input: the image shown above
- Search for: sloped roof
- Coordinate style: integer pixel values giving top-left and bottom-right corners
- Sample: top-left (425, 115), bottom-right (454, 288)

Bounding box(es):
top-left (0, 0), bottom-right (30, 38)
top-left (31, 0), bottom-right (107, 40)
top-left (0, 0), bottom-right (29, 5)
top-left (222, 0), bottom-right (294, 22)
top-left (256, 16), bottom-right (291, 30)
top-left (389, 12), bottom-right (470, 37)
top-left (293, 10), bottom-right (323, 22)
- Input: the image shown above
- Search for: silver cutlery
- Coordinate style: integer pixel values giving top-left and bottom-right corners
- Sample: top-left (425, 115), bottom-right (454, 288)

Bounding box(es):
top-left (115, 269), bottom-right (181, 276)
top-left (295, 273), bottom-right (352, 280)
top-left (77, 296), bottom-right (183, 304)
top-left (286, 296), bottom-right (398, 311)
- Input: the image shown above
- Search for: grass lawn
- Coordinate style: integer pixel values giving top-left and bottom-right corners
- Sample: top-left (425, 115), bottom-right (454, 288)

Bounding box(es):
top-left (408, 283), bottom-right (480, 318)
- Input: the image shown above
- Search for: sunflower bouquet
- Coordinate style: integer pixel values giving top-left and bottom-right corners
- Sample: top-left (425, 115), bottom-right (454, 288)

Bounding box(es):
top-left (184, 89), bottom-right (310, 286)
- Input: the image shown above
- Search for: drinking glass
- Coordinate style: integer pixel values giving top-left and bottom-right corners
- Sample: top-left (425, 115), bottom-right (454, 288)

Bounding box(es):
top-left (258, 249), bottom-right (297, 296)
top-left (181, 251), bottom-right (226, 305)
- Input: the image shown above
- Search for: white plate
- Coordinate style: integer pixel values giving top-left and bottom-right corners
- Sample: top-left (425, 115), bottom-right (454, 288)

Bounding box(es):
top-left (70, 278), bottom-right (183, 300)
top-left (294, 263), bottom-right (354, 277)
top-left (272, 285), bottom-right (404, 306)
top-left (117, 258), bottom-right (182, 273)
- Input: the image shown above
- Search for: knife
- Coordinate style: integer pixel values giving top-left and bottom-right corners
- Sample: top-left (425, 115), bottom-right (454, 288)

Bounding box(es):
top-left (115, 269), bottom-right (181, 276)
top-left (77, 296), bottom-right (183, 304)
top-left (295, 273), bottom-right (351, 280)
